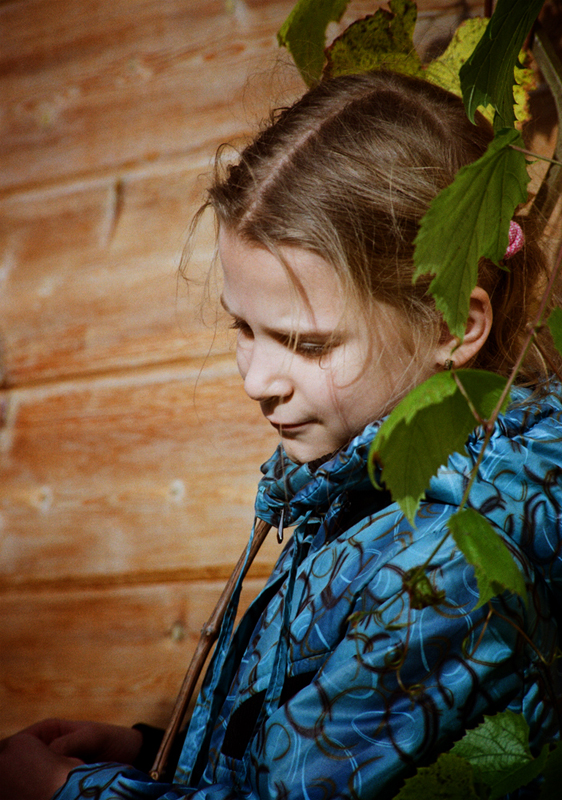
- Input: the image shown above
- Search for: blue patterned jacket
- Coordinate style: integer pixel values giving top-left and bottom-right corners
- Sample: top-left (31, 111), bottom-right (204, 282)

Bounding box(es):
top-left (54, 386), bottom-right (562, 799)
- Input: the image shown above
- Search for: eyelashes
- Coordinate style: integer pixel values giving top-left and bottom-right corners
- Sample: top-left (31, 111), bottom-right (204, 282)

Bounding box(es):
top-left (295, 341), bottom-right (331, 358)
top-left (228, 318), bottom-right (251, 334)
top-left (228, 318), bottom-right (333, 359)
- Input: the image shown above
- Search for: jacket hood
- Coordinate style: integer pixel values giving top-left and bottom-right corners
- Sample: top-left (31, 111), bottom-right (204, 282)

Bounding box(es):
top-left (256, 383), bottom-right (562, 598)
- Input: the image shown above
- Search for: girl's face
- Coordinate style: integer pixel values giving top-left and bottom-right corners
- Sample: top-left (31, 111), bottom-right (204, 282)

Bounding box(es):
top-left (219, 228), bottom-right (435, 464)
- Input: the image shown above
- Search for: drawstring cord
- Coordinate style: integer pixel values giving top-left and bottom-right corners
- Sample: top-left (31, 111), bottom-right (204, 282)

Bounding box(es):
top-left (277, 506), bottom-right (286, 543)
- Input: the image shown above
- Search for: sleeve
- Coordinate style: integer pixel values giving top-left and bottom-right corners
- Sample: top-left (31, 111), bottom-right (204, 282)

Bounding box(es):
top-left (52, 763), bottom-right (236, 800)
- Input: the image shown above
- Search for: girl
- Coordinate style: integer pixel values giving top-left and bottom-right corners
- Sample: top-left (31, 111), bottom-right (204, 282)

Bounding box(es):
top-left (2, 69), bottom-right (561, 800)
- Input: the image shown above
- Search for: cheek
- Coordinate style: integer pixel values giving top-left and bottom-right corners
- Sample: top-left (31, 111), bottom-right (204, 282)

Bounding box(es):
top-left (315, 365), bottom-right (354, 414)
top-left (320, 350), bottom-right (368, 402)
top-left (323, 352), bottom-right (390, 421)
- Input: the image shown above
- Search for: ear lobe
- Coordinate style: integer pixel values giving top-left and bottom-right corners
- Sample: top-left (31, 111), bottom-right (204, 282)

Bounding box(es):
top-left (436, 287), bottom-right (493, 369)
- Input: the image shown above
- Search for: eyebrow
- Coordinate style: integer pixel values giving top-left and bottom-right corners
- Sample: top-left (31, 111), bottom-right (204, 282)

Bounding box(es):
top-left (219, 295), bottom-right (336, 340)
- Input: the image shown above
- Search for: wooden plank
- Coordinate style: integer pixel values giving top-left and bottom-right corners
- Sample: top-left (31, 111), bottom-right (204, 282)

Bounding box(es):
top-left (0, 577), bottom-right (269, 738)
top-left (0, 357), bottom-right (281, 585)
top-left (0, 0), bottom-right (303, 192)
top-left (0, 163), bottom-right (227, 386)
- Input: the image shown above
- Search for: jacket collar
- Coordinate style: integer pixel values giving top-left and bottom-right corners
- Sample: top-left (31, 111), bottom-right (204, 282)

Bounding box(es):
top-left (254, 419), bottom-right (383, 529)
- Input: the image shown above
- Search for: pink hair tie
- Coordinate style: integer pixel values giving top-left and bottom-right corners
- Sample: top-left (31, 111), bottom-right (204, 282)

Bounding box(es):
top-left (504, 220), bottom-right (524, 259)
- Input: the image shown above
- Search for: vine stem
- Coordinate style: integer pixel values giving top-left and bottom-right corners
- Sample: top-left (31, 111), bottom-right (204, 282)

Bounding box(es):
top-left (534, 335), bottom-right (562, 383)
top-left (491, 607), bottom-right (558, 666)
top-left (489, 238), bottom-right (562, 424)
top-left (510, 144), bottom-right (562, 168)
top-left (403, 238), bottom-right (562, 579)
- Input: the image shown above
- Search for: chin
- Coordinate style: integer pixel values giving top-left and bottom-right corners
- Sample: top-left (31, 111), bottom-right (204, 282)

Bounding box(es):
top-left (281, 445), bottom-right (305, 464)
top-left (281, 442), bottom-right (313, 464)
top-left (282, 439), bottom-right (340, 465)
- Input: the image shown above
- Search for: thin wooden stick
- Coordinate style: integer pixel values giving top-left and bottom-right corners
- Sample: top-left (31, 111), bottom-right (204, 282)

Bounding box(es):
top-left (150, 518), bottom-right (272, 780)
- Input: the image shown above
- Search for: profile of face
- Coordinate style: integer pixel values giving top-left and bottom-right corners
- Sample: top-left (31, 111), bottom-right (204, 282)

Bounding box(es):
top-left (219, 228), bottom-right (442, 464)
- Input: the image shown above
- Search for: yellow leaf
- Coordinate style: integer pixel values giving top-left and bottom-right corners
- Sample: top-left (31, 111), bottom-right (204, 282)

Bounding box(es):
top-left (425, 18), bottom-right (536, 126)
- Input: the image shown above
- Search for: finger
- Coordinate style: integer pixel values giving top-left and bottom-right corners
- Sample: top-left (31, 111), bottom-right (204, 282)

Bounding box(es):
top-left (50, 723), bottom-right (143, 765)
top-left (49, 728), bottom-right (103, 759)
top-left (18, 719), bottom-right (72, 744)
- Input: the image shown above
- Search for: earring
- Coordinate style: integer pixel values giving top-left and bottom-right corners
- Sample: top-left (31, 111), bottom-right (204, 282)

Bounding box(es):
top-left (444, 359), bottom-right (454, 371)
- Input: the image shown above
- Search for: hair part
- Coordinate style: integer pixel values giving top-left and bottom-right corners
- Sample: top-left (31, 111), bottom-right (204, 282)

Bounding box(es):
top-left (200, 69), bottom-right (560, 385)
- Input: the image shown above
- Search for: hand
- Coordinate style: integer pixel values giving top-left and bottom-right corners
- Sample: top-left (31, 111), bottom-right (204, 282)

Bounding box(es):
top-left (25, 717), bottom-right (143, 765)
top-left (0, 730), bottom-right (83, 800)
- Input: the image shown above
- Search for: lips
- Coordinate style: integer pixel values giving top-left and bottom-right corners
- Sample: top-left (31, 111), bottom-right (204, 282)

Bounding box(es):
top-left (269, 420), bottom-right (311, 432)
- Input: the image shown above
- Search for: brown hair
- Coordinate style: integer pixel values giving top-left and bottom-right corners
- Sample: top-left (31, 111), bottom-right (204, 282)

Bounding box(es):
top-left (204, 70), bottom-right (558, 384)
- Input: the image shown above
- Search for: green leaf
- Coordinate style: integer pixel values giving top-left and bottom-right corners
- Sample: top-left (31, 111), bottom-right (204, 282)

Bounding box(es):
top-left (448, 508), bottom-right (527, 608)
top-left (413, 128), bottom-right (529, 340)
top-left (323, 0), bottom-right (423, 80)
top-left (459, 0), bottom-right (544, 129)
top-left (424, 18), bottom-right (537, 126)
top-left (395, 752), bottom-right (480, 800)
top-left (452, 710), bottom-right (547, 799)
top-left (546, 306), bottom-right (562, 360)
top-left (370, 369), bottom-right (507, 524)
top-left (540, 741), bottom-right (562, 799)
top-left (277, 0), bottom-right (350, 85)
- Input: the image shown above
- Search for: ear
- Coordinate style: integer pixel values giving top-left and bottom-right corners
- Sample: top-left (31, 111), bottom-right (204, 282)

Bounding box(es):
top-left (436, 286), bottom-right (493, 369)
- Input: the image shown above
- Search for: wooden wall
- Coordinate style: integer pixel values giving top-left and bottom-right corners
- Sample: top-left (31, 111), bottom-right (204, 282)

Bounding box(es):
top-left (0, 0), bottom-right (497, 740)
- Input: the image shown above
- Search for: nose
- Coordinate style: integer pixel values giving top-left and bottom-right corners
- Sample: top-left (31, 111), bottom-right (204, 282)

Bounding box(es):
top-left (238, 339), bottom-right (293, 403)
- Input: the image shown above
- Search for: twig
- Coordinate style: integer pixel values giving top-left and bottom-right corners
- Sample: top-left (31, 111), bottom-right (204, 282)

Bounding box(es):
top-left (533, 334), bottom-right (562, 383)
top-left (150, 518), bottom-right (272, 781)
top-left (509, 144), bottom-right (562, 168)
top-left (452, 371), bottom-right (486, 426)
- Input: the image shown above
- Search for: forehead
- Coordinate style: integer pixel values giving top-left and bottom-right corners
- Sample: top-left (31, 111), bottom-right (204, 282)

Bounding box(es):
top-left (218, 228), bottom-right (345, 327)
top-left (217, 228), bottom-right (416, 355)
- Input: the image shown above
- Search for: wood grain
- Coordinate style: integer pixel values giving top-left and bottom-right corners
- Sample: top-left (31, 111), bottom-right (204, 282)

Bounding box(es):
top-left (0, 0), bottom-right (486, 193)
top-left (0, 164), bottom-right (225, 386)
top-left (0, 358), bottom-right (281, 585)
top-left (0, 0), bottom-right (302, 192)
top-left (0, 577), bottom-right (269, 738)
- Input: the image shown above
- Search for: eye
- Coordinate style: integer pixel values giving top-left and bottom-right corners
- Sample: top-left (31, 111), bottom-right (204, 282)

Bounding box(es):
top-left (229, 318), bottom-right (253, 339)
top-left (293, 338), bottom-right (334, 359)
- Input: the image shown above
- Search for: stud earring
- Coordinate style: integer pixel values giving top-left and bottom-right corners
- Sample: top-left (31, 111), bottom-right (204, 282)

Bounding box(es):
top-left (444, 359), bottom-right (454, 371)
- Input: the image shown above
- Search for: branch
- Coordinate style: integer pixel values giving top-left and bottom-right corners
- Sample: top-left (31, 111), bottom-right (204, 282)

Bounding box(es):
top-left (150, 518), bottom-right (272, 781)
top-left (533, 334), bottom-right (562, 383)
top-left (510, 144), bottom-right (562, 168)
